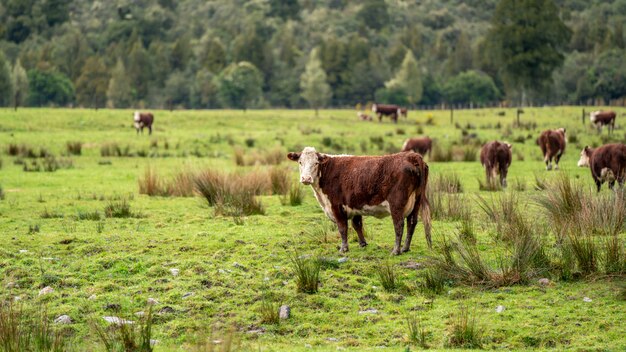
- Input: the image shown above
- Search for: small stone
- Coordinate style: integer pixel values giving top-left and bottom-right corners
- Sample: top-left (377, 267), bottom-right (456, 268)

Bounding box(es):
top-left (182, 292), bottom-right (194, 299)
top-left (169, 268), bottom-right (179, 276)
top-left (88, 294), bottom-right (97, 300)
top-left (538, 278), bottom-right (550, 286)
top-left (103, 316), bottom-right (134, 325)
top-left (147, 297), bottom-right (159, 305)
top-left (496, 305), bottom-right (505, 313)
top-left (583, 297), bottom-right (592, 303)
top-left (338, 257), bottom-right (348, 263)
top-left (279, 305), bottom-right (291, 320)
top-left (54, 315), bottom-right (72, 324)
top-left (39, 286), bottom-right (54, 296)
top-left (358, 308), bottom-right (378, 314)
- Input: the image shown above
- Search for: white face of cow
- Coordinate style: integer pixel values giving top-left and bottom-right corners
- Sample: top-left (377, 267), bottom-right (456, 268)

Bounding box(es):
top-left (577, 147), bottom-right (591, 167)
top-left (287, 147), bottom-right (324, 185)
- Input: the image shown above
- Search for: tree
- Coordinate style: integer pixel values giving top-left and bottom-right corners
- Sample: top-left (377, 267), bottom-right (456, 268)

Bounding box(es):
top-left (385, 51), bottom-right (422, 106)
top-left (75, 57), bottom-right (109, 109)
top-left (11, 59), bottom-right (28, 110)
top-left (487, 0), bottom-right (571, 104)
top-left (27, 69), bottom-right (74, 106)
top-left (216, 62), bottom-right (263, 111)
top-left (0, 52), bottom-right (13, 106)
top-left (442, 70), bottom-right (501, 105)
top-left (107, 59), bottom-right (132, 108)
top-left (300, 48), bottom-right (331, 115)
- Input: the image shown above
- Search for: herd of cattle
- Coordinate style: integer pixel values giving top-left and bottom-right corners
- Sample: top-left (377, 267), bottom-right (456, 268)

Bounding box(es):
top-left (130, 108), bottom-right (622, 254)
top-left (286, 108), bottom-right (623, 254)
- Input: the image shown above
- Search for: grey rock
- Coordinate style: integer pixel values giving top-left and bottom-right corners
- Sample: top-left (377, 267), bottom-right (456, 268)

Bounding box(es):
top-left (39, 286), bottom-right (54, 296)
top-left (54, 315), bottom-right (72, 324)
top-left (279, 305), bottom-right (291, 320)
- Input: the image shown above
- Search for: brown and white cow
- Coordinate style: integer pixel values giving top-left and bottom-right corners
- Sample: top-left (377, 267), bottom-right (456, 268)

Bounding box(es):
top-left (133, 111), bottom-right (154, 135)
top-left (590, 110), bottom-right (616, 134)
top-left (401, 137), bottom-right (432, 158)
top-left (371, 104), bottom-right (407, 123)
top-left (480, 141), bottom-right (512, 188)
top-left (287, 147), bottom-right (432, 255)
top-left (357, 112), bottom-right (373, 121)
top-left (537, 128), bottom-right (566, 170)
top-left (577, 143), bottom-right (626, 192)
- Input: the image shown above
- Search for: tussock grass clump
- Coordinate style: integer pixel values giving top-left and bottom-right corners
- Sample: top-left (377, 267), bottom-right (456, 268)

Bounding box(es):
top-left (66, 141), bottom-right (82, 155)
top-left (375, 261), bottom-right (398, 292)
top-left (446, 306), bottom-right (482, 349)
top-left (406, 314), bottom-right (428, 348)
top-left (431, 173), bottom-right (463, 193)
top-left (430, 144), bottom-right (453, 162)
top-left (91, 306), bottom-right (154, 352)
top-left (290, 254), bottom-right (321, 294)
top-left (0, 302), bottom-right (69, 352)
top-left (194, 169), bottom-right (266, 217)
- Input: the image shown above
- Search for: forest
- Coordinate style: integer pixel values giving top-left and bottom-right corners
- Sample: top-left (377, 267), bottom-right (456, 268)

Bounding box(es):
top-left (0, 0), bottom-right (625, 109)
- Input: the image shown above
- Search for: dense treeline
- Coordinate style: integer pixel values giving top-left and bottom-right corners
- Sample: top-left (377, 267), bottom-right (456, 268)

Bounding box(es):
top-left (0, 0), bottom-right (625, 109)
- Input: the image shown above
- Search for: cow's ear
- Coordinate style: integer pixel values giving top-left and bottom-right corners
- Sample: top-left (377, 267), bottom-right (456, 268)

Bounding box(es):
top-left (287, 152), bottom-right (301, 162)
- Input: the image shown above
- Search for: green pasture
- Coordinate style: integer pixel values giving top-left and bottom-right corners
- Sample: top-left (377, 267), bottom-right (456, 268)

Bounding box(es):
top-left (0, 107), bottom-right (625, 351)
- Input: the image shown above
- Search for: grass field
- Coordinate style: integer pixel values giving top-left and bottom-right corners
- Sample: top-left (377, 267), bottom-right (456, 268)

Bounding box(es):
top-left (0, 107), bottom-right (625, 351)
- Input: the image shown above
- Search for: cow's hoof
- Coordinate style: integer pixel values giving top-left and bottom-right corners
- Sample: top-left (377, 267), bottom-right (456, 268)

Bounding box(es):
top-left (359, 241), bottom-right (368, 248)
top-left (391, 248), bottom-right (401, 255)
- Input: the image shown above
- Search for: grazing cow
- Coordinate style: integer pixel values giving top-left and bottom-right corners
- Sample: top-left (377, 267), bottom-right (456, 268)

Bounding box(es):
top-left (287, 147), bottom-right (432, 254)
top-left (357, 112), bottom-right (373, 121)
top-left (401, 137), bottom-right (432, 158)
top-left (480, 141), bottom-right (512, 188)
top-left (577, 143), bottom-right (626, 192)
top-left (133, 111), bottom-right (154, 135)
top-left (537, 128), bottom-right (566, 170)
top-left (371, 104), bottom-right (406, 123)
top-left (590, 110), bottom-right (616, 134)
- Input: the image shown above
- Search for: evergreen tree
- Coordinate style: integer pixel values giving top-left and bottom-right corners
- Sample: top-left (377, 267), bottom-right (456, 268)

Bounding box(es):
top-left (11, 59), bottom-right (28, 110)
top-left (487, 0), bottom-right (571, 103)
top-left (300, 48), bottom-right (331, 115)
top-left (385, 51), bottom-right (422, 106)
top-left (0, 52), bottom-right (13, 106)
top-left (75, 56), bottom-right (109, 109)
top-left (107, 59), bottom-right (132, 108)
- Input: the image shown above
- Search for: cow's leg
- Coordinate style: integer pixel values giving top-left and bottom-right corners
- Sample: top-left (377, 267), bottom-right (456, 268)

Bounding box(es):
top-left (351, 215), bottom-right (367, 247)
top-left (391, 211), bottom-right (405, 255)
top-left (335, 212), bottom-right (349, 253)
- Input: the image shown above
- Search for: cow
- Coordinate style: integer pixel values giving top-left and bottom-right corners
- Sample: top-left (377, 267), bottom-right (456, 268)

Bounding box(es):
top-left (590, 110), bottom-right (616, 134)
top-left (287, 147), bottom-right (432, 255)
top-left (133, 111), bottom-right (154, 135)
top-left (537, 128), bottom-right (566, 170)
top-left (401, 137), bottom-right (432, 158)
top-left (357, 112), bottom-right (373, 121)
top-left (480, 141), bottom-right (512, 188)
top-left (577, 143), bottom-right (626, 192)
top-left (371, 104), bottom-right (407, 123)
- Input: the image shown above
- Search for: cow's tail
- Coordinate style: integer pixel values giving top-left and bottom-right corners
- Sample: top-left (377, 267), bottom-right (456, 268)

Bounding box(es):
top-left (415, 161), bottom-right (432, 248)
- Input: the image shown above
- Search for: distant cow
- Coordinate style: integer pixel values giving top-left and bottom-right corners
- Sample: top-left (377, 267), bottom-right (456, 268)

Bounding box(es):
top-left (357, 112), bottom-right (373, 121)
top-left (287, 147), bottom-right (431, 254)
top-left (577, 143), bottom-right (626, 192)
top-left (537, 128), bottom-right (566, 170)
top-left (401, 137), bottom-right (432, 158)
top-left (590, 110), bottom-right (616, 134)
top-left (480, 141), bottom-right (512, 188)
top-left (372, 104), bottom-right (407, 123)
top-left (133, 111), bottom-right (154, 135)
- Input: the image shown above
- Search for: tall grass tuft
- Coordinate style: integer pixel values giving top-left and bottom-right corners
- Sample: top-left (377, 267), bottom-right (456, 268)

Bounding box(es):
top-left (375, 261), bottom-right (397, 292)
top-left (91, 306), bottom-right (154, 352)
top-left (446, 306), bottom-right (482, 349)
top-left (406, 314), bottom-right (428, 348)
top-left (290, 253), bottom-right (321, 294)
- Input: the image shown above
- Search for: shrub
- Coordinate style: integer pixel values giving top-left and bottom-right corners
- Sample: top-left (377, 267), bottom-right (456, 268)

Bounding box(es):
top-left (446, 306), bottom-right (482, 349)
top-left (375, 261), bottom-right (397, 292)
top-left (91, 306), bottom-right (154, 352)
top-left (66, 141), bottom-right (82, 155)
top-left (291, 253), bottom-right (321, 294)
